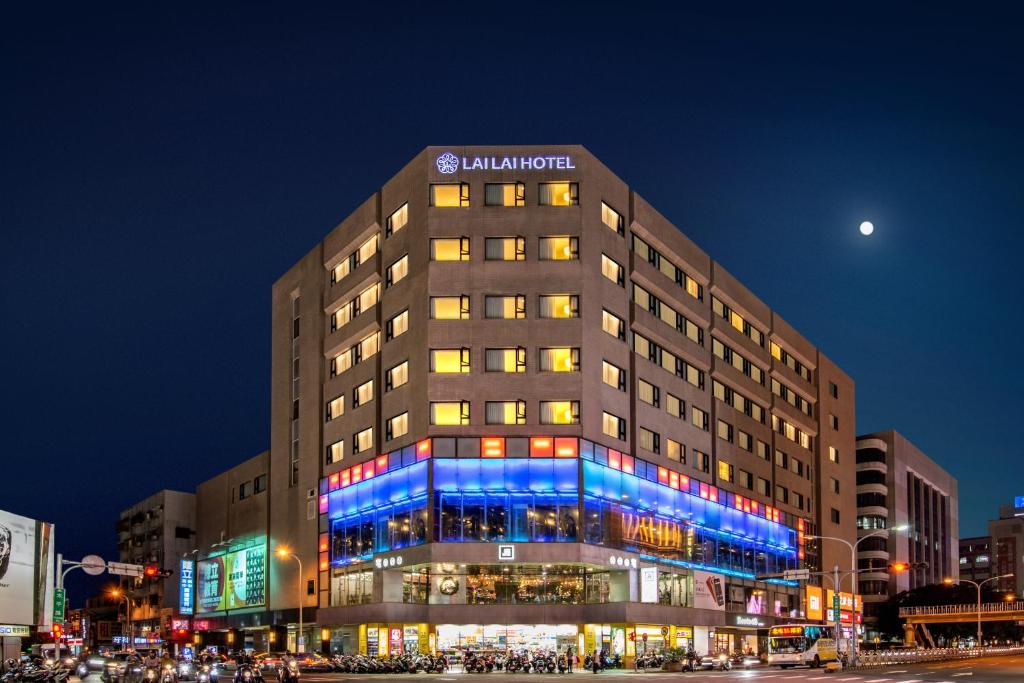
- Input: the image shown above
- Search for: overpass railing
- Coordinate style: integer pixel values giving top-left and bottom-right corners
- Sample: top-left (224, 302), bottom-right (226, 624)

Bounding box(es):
top-left (855, 645), bottom-right (1024, 667)
top-left (899, 601), bottom-right (1024, 617)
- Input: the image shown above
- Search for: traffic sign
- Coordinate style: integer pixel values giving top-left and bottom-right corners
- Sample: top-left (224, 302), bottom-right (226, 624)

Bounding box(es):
top-left (783, 569), bottom-right (811, 581)
top-left (80, 555), bottom-right (107, 576)
top-left (833, 594), bottom-right (841, 621)
top-left (107, 562), bottom-right (145, 577)
top-left (53, 588), bottom-right (66, 622)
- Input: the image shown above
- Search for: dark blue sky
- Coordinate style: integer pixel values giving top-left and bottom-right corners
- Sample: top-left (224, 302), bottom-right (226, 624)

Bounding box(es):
top-left (3, 3), bottom-right (1022, 603)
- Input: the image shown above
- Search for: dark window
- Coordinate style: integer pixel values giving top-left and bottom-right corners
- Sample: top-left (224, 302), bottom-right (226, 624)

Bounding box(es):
top-left (174, 526), bottom-right (192, 540)
top-left (306, 579), bottom-right (316, 596)
top-left (254, 474), bottom-right (267, 494)
top-left (830, 508), bottom-right (841, 524)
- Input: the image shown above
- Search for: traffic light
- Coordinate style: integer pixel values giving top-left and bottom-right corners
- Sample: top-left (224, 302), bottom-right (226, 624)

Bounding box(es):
top-left (52, 623), bottom-right (63, 640)
top-left (889, 561), bottom-right (928, 572)
top-left (144, 565), bottom-right (174, 579)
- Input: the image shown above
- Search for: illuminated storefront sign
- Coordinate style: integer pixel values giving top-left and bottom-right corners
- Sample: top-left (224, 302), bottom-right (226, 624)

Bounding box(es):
top-left (179, 559), bottom-right (195, 615)
top-left (498, 545), bottom-right (515, 561)
top-left (806, 585), bottom-right (823, 621)
top-left (436, 152), bottom-right (575, 174)
top-left (734, 615), bottom-right (766, 627)
top-left (0, 625), bottom-right (31, 637)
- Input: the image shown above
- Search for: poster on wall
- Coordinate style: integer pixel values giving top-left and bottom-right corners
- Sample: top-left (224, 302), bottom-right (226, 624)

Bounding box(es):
top-left (692, 570), bottom-right (726, 611)
top-left (196, 545), bottom-right (266, 613)
top-left (0, 508), bottom-right (54, 627)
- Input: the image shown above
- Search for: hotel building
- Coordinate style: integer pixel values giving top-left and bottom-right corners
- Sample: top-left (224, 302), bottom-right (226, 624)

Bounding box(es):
top-left (182, 146), bottom-right (857, 658)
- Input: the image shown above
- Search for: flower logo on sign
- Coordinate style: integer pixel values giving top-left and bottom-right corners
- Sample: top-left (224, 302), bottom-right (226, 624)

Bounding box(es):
top-left (436, 152), bottom-right (459, 174)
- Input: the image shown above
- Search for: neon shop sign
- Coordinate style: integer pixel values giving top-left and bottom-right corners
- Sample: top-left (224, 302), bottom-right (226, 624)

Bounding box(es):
top-left (436, 151), bottom-right (575, 174)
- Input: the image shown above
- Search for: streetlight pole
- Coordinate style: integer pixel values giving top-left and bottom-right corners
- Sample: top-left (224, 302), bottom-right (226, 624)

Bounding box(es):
top-left (945, 574), bottom-right (1013, 647)
top-left (276, 548), bottom-right (304, 653)
top-left (111, 591), bottom-right (132, 650)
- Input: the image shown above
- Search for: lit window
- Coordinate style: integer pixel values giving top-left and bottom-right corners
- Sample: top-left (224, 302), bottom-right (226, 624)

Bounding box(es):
top-left (386, 360), bottom-right (408, 391)
top-left (601, 254), bottom-right (624, 286)
top-left (430, 295), bottom-right (471, 320)
top-left (485, 347), bottom-right (526, 373)
top-left (540, 400), bottom-right (580, 425)
top-left (386, 254), bottom-right (409, 287)
top-left (717, 420), bottom-right (733, 443)
top-left (326, 395), bottom-right (344, 421)
top-left (639, 427), bottom-right (659, 454)
top-left (602, 360), bottom-right (626, 391)
top-left (485, 400), bottom-right (526, 425)
top-left (691, 406), bottom-right (709, 431)
top-left (539, 347), bottom-right (580, 372)
top-left (430, 183), bottom-right (470, 207)
top-left (357, 283), bottom-right (379, 312)
top-left (386, 412), bottom-right (409, 441)
top-left (737, 430), bottom-right (752, 451)
top-left (484, 182), bottom-right (525, 207)
top-left (332, 348), bottom-right (354, 377)
top-left (601, 202), bottom-right (624, 235)
top-left (539, 236), bottom-right (579, 260)
top-left (385, 309), bottom-right (408, 340)
top-left (718, 460), bottom-right (733, 482)
top-left (666, 393), bottom-right (684, 419)
top-left (331, 234), bottom-right (379, 284)
top-left (386, 203), bottom-right (408, 236)
top-left (484, 295), bottom-right (526, 319)
top-left (358, 332), bottom-right (379, 361)
top-left (602, 309), bottom-right (625, 340)
top-left (430, 401), bottom-right (470, 426)
top-left (538, 182), bottom-right (579, 206)
top-left (353, 379), bottom-right (374, 408)
top-left (538, 294), bottom-right (579, 319)
top-left (353, 427), bottom-right (373, 454)
top-left (602, 411), bottom-right (626, 440)
top-left (666, 439), bottom-right (684, 463)
top-left (430, 348), bottom-right (471, 373)
top-left (326, 440), bottom-right (344, 464)
top-left (485, 236), bottom-right (525, 261)
top-left (431, 237), bottom-right (471, 261)
top-left (637, 379), bottom-right (660, 408)
top-left (331, 301), bottom-right (353, 331)
top-left (829, 446), bottom-right (839, 463)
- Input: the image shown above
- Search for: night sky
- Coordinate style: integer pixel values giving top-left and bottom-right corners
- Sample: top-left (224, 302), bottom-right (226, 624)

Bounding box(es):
top-left (3, 4), bottom-right (1022, 605)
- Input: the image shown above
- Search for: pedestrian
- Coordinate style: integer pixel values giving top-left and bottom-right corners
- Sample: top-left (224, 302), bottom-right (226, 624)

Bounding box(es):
top-left (591, 650), bottom-right (599, 674)
top-left (566, 646), bottom-right (573, 673)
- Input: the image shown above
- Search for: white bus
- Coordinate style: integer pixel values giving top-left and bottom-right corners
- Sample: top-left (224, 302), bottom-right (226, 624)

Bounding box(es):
top-left (767, 624), bottom-right (838, 668)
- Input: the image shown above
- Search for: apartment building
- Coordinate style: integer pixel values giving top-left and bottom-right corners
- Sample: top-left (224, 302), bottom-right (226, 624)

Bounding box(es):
top-left (959, 536), bottom-right (993, 584)
top-left (989, 498), bottom-right (1024, 595)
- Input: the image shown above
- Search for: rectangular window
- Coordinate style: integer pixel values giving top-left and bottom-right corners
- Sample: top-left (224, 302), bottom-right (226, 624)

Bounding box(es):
top-left (539, 294), bottom-right (579, 318)
top-left (385, 309), bottom-right (409, 340)
top-left (353, 427), bottom-right (373, 455)
top-left (485, 236), bottom-right (525, 261)
top-left (601, 201), bottom-right (625, 235)
top-left (253, 474), bottom-right (266, 494)
top-left (539, 347), bottom-right (580, 372)
top-left (386, 412), bottom-right (409, 441)
top-left (539, 236), bottom-right (579, 260)
top-left (830, 508), bottom-right (841, 524)
top-left (358, 331), bottom-right (379, 361)
top-left (666, 438), bottom-right (684, 463)
top-left (691, 406), bottom-right (709, 431)
top-left (331, 234), bottom-right (379, 283)
top-left (385, 254), bottom-right (409, 288)
top-left (602, 411), bottom-right (626, 440)
top-left (639, 427), bottom-right (660, 454)
top-left (430, 237), bottom-right (471, 261)
top-left (485, 347), bottom-right (526, 373)
top-left (356, 283), bottom-right (379, 312)
top-left (717, 419), bottom-right (733, 443)
top-left (829, 446), bottom-right (839, 463)
top-left (601, 254), bottom-right (625, 286)
top-left (430, 348), bottom-right (470, 373)
top-left (331, 347), bottom-right (354, 377)
top-left (829, 413), bottom-right (839, 430)
top-left (637, 379), bottom-right (660, 408)
top-left (776, 485), bottom-right (789, 504)
top-left (538, 181), bottom-right (579, 206)
top-left (830, 477), bottom-right (840, 494)
top-left (756, 440), bottom-right (770, 461)
top-left (484, 182), bottom-right (525, 207)
top-left (666, 393), bottom-right (685, 419)
top-left (829, 381), bottom-right (839, 398)
top-left (718, 459), bottom-right (734, 483)
top-left (602, 360), bottom-right (626, 391)
top-left (353, 379), bottom-right (374, 408)
top-left (738, 470), bottom-right (753, 489)
top-left (540, 400), bottom-right (580, 425)
top-left (430, 183), bottom-right (470, 207)
top-left (737, 430), bottom-right (752, 452)
top-left (326, 440), bottom-right (344, 464)
top-left (431, 401), bottom-right (470, 426)
top-left (430, 295), bottom-right (471, 319)
top-left (385, 360), bottom-right (408, 391)
top-left (484, 295), bottom-right (526, 319)
top-left (385, 203), bottom-right (408, 237)
top-left (602, 309), bottom-right (626, 340)
top-left (485, 400), bottom-right (526, 425)
top-left (694, 451), bottom-right (710, 474)
top-left (325, 395), bottom-right (344, 421)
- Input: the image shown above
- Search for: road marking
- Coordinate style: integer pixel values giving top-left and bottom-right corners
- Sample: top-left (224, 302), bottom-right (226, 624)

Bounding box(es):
top-left (952, 674), bottom-right (974, 677)
top-left (885, 670), bottom-right (907, 674)
top-left (865, 679), bottom-right (892, 682)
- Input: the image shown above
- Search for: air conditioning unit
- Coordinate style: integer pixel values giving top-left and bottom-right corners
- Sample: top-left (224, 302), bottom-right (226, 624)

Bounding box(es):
top-left (306, 488), bottom-right (316, 499)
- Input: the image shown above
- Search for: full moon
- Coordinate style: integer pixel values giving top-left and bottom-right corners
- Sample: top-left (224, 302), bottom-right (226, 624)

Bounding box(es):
top-left (859, 221), bottom-right (874, 236)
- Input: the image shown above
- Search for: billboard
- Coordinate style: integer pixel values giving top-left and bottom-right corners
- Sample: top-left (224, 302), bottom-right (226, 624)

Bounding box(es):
top-left (0, 509), bottom-right (55, 627)
top-left (179, 559), bottom-right (195, 615)
top-left (196, 545), bottom-right (266, 613)
top-left (806, 584), bottom-right (823, 621)
top-left (693, 570), bottom-right (726, 611)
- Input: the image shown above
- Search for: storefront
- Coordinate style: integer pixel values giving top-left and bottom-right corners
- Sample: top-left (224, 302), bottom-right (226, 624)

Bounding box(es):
top-left (435, 624), bottom-right (577, 653)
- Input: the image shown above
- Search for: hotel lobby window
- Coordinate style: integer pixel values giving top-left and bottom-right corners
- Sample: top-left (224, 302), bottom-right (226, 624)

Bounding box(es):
top-left (485, 236), bottom-right (525, 261)
top-left (539, 347), bottom-right (580, 372)
top-left (538, 294), bottom-right (579, 319)
top-left (539, 182), bottom-right (579, 206)
top-left (430, 348), bottom-right (470, 373)
top-left (431, 237), bottom-right (471, 261)
top-left (430, 295), bottom-right (470, 320)
top-left (431, 401), bottom-right (470, 426)
top-left (485, 182), bottom-right (525, 207)
top-left (539, 236), bottom-right (579, 260)
top-left (540, 400), bottom-right (580, 425)
top-left (430, 183), bottom-right (470, 207)
top-left (485, 400), bottom-right (526, 425)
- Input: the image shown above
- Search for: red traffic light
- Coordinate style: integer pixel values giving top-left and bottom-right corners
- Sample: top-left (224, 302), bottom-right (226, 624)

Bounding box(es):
top-left (145, 565), bottom-right (159, 577)
top-left (889, 562), bottom-right (910, 573)
top-left (52, 624), bottom-right (63, 639)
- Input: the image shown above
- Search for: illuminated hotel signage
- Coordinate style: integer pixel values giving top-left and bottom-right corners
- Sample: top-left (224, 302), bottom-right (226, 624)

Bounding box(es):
top-left (436, 151), bottom-right (575, 174)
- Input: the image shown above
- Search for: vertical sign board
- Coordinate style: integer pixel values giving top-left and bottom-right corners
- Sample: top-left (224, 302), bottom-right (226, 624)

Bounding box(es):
top-left (179, 559), bottom-right (195, 615)
top-left (640, 567), bottom-right (658, 603)
top-left (53, 588), bottom-right (66, 623)
top-left (833, 594), bottom-right (841, 622)
top-left (0, 509), bottom-right (55, 628)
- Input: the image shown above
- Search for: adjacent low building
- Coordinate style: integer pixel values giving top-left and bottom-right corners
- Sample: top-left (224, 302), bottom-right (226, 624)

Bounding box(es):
top-left (989, 497), bottom-right (1024, 596)
top-left (958, 536), bottom-right (993, 585)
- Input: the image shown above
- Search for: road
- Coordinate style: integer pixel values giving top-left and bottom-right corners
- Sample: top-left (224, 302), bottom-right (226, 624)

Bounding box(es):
top-left (287, 653), bottom-right (1024, 683)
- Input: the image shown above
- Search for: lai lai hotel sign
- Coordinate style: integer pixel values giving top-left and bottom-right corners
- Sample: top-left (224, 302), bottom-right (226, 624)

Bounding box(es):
top-left (436, 151), bottom-right (575, 174)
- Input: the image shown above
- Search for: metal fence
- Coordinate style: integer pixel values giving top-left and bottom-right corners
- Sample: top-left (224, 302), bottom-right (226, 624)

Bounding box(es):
top-left (899, 601), bottom-right (1024, 616)
top-left (854, 645), bottom-right (1024, 667)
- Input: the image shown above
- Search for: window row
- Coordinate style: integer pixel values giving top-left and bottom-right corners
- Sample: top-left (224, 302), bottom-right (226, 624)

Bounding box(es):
top-left (770, 341), bottom-right (813, 382)
top-left (632, 282), bottom-right (704, 346)
top-left (773, 449), bottom-right (812, 481)
top-left (428, 294), bottom-right (580, 320)
top-left (632, 331), bottom-right (705, 390)
top-left (431, 235), bottom-right (580, 262)
top-left (771, 377), bottom-right (813, 417)
top-left (630, 233), bottom-right (703, 301)
top-left (429, 182), bottom-right (579, 207)
top-left (429, 400), bottom-right (580, 426)
top-left (771, 413), bottom-right (814, 451)
top-left (712, 336), bottom-right (766, 385)
top-left (712, 379), bottom-right (766, 424)
top-left (429, 347), bottom-right (580, 373)
top-left (330, 282), bottom-right (380, 332)
top-left (711, 296), bottom-right (765, 347)
top-left (330, 234), bottom-right (379, 285)
top-left (330, 331), bottom-right (380, 377)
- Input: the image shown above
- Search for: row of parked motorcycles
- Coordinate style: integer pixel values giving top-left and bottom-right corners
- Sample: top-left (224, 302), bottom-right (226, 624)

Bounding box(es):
top-left (2, 659), bottom-right (71, 683)
top-left (323, 655), bottom-right (446, 674)
top-left (461, 651), bottom-right (575, 674)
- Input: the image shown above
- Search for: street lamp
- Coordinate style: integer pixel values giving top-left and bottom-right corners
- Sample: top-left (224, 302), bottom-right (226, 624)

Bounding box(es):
top-left (942, 573), bottom-right (1013, 647)
top-left (110, 589), bottom-right (132, 651)
top-left (805, 523), bottom-right (909, 666)
top-left (276, 547), bottom-right (304, 653)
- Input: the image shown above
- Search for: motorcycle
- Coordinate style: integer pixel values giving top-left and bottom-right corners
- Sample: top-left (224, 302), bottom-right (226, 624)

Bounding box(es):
top-left (276, 662), bottom-right (299, 683)
top-left (160, 664), bottom-right (178, 683)
top-left (196, 666), bottom-right (211, 683)
top-left (233, 665), bottom-right (260, 683)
